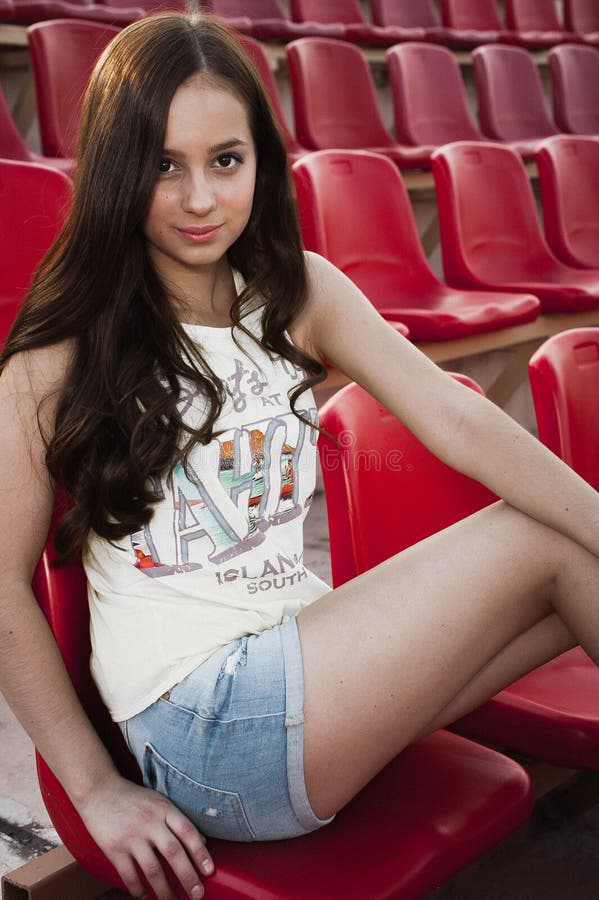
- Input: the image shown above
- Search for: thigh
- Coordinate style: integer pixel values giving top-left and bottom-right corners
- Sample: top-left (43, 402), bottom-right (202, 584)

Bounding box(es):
top-left (297, 500), bottom-right (566, 818)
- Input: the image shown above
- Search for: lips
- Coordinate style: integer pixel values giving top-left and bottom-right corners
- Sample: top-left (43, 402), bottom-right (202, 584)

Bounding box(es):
top-left (176, 224), bottom-right (223, 242)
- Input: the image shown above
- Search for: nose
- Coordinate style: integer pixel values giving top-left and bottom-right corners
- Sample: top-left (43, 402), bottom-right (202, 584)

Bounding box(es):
top-left (182, 170), bottom-right (217, 216)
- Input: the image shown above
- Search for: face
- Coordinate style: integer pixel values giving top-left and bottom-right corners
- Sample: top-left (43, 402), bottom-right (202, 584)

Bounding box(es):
top-left (143, 73), bottom-right (257, 289)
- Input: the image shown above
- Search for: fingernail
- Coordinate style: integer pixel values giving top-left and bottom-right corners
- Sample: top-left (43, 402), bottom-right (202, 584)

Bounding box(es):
top-left (202, 858), bottom-right (214, 875)
top-left (191, 886), bottom-right (204, 898)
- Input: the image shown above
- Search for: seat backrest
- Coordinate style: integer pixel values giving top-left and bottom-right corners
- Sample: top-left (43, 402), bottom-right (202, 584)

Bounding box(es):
top-left (0, 159), bottom-right (72, 343)
top-left (318, 375), bottom-right (496, 586)
top-left (290, 0), bottom-right (366, 25)
top-left (535, 136), bottom-right (599, 269)
top-left (237, 34), bottom-right (304, 156)
top-left (505, 0), bottom-right (564, 32)
top-left (472, 44), bottom-right (559, 140)
top-left (0, 85), bottom-right (36, 161)
top-left (440, 0), bottom-right (504, 30)
top-left (529, 328), bottom-right (599, 490)
top-left (286, 38), bottom-right (392, 150)
top-left (27, 20), bottom-right (121, 158)
top-left (547, 43), bottom-right (599, 134)
top-left (431, 141), bottom-right (553, 286)
top-left (564, 0), bottom-right (599, 33)
top-left (371, 0), bottom-right (440, 28)
top-left (292, 149), bottom-right (439, 308)
top-left (387, 42), bottom-right (483, 145)
top-left (211, 0), bottom-right (286, 20)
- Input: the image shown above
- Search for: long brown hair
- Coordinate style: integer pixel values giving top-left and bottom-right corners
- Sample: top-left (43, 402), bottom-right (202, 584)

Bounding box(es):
top-left (0, 13), bottom-right (325, 560)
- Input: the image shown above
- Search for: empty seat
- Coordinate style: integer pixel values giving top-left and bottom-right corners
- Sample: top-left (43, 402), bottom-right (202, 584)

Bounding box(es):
top-left (208, 0), bottom-right (347, 41)
top-left (286, 38), bottom-right (434, 169)
top-left (535, 136), bottom-right (599, 269)
top-left (472, 43), bottom-right (561, 158)
top-left (386, 42), bottom-right (486, 146)
top-left (431, 141), bottom-right (599, 312)
top-left (504, 0), bottom-right (579, 48)
top-left (293, 150), bottom-right (540, 340)
top-left (439, 0), bottom-right (505, 44)
top-left (27, 19), bottom-right (121, 160)
top-left (34, 494), bottom-right (534, 899)
top-left (0, 84), bottom-right (74, 176)
top-left (289, 0), bottom-right (426, 45)
top-left (0, 0), bottom-right (14, 20)
top-left (529, 328), bottom-right (599, 489)
top-left (564, 0), bottom-right (599, 43)
top-left (371, 0), bottom-right (486, 48)
top-left (547, 42), bottom-right (599, 134)
top-left (11, 0), bottom-right (143, 26)
top-left (237, 34), bottom-right (308, 162)
top-left (0, 159), bottom-right (72, 345)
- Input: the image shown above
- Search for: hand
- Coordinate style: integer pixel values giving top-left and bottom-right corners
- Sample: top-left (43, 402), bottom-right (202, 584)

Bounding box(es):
top-left (77, 772), bottom-right (214, 899)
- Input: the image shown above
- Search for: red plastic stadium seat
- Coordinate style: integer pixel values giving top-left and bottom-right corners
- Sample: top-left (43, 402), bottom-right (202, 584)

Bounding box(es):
top-left (547, 43), bottom-right (599, 134)
top-left (33, 494), bottom-right (534, 899)
top-left (288, 0), bottom-right (426, 45)
top-left (431, 141), bottom-right (599, 312)
top-left (535, 136), bottom-right (599, 269)
top-left (207, 0), bottom-right (347, 41)
top-left (504, 0), bottom-right (580, 48)
top-left (0, 0), bottom-right (14, 19)
top-left (439, 0), bottom-right (505, 45)
top-left (0, 84), bottom-right (74, 176)
top-left (27, 19), bottom-right (121, 159)
top-left (286, 38), bottom-right (434, 169)
top-left (0, 159), bottom-right (72, 345)
top-left (236, 34), bottom-right (308, 162)
top-left (319, 369), bottom-right (599, 771)
top-left (529, 328), bottom-right (599, 489)
top-left (564, 0), bottom-right (599, 43)
top-left (11, 0), bottom-right (143, 26)
top-left (371, 0), bottom-right (476, 47)
top-left (293, 150), bottom-right (540, 340)
top-left (386, 42), bottom-right (487, 146)
top-left (472, 43), bottom-right (561, 158)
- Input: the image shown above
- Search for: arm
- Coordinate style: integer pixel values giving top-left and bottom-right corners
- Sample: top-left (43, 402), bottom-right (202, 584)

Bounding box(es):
top-left (0, 347), bottom-right (213, 900)
top-left (294, 253), bottom-right (599, 558)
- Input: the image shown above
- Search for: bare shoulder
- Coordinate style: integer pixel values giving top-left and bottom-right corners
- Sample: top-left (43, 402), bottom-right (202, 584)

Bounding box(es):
top-left (288, 251), bottom-right (381, 361)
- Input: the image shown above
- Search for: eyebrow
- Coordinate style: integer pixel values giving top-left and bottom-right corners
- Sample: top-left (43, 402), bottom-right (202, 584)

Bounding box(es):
top-left (162, 138), bottom-right (248, 157)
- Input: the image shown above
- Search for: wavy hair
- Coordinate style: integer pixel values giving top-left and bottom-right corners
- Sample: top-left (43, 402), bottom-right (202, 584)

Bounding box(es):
top-left (0, 12), bottom-right (326, 560)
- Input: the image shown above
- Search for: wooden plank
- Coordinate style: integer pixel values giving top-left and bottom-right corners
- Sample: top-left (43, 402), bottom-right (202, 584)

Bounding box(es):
top-left (0, 25), bottom-right (28, 49)
top-left (1, 845), bottom-right (113, 900)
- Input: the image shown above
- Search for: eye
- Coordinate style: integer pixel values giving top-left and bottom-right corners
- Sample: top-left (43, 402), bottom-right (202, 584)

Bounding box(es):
top-left (214, 153), bottom-right (243, 170)
top-left (158, 158), bottom-right (176, 174)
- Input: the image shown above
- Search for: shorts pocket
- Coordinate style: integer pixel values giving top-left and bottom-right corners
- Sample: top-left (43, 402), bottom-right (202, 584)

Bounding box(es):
top-left (142, 742), bottom-right (256, 842)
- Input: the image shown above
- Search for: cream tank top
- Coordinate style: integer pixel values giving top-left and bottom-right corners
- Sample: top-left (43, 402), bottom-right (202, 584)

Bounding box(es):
top-left (84, 286), bottom-right (330, 722)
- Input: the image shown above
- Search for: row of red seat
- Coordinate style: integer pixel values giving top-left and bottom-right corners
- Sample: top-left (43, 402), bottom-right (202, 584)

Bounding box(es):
top-left (291, 139), bottom-right (599, 343)
top-left (3, 20), bottom-right (598, 180)
top-left (204, 0), bottom-right (599, 50)
top-left (3, 0), bottom-right (599, 49)
top-left (284, 37), bottom-right (599, 170)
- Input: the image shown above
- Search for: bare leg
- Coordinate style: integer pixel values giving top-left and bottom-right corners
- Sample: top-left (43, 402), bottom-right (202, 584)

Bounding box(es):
top-left (297, 501), bottom-right (599, 818)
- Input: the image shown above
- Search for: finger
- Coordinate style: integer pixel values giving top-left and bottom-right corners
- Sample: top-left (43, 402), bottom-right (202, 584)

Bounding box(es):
top-left (165, 807), bottom-right (215, 879)
top-left (111, 853), bottom-right (149, 900)
top-left (133, 846), bottom-right (177, 900)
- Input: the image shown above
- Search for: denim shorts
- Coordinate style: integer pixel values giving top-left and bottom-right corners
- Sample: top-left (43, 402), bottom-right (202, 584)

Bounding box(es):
top-left (119, 616), bottom-right (334, 842)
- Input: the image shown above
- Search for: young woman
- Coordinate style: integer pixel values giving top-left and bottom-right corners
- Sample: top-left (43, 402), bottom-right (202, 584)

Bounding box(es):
top-left (0, 12), bottom-right (598, 900)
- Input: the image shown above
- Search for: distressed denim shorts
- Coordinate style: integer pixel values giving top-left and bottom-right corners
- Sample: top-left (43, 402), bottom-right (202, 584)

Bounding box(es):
top-left (118, 616), bottom-right (334, 842)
